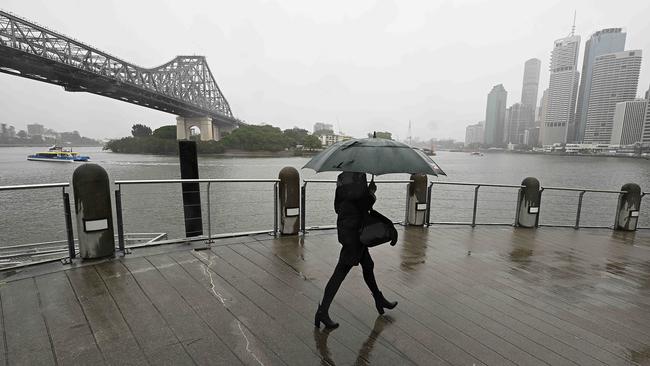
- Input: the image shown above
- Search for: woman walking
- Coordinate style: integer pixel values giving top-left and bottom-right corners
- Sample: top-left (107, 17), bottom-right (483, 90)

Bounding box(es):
top-left (315, 172), bottom-right (397, 329)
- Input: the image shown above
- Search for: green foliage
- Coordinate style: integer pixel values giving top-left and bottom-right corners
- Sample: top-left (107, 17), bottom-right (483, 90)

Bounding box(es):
top-left (303, 135), bottom-right (322, 150)
top-left (104, 136), bottom-right (178, 155)
top-left (153, 125), bottom-right (177, 140)
top-left (219, 125), bottom-right (289, 151)
top-left (197, 140), bottom-right (225, 154)
top-left (368, 131), bottom-right (392, 140)
top-left (283, 127), bottom-right (309, 148)
top-left (131, 124), bottom-right (152, 137)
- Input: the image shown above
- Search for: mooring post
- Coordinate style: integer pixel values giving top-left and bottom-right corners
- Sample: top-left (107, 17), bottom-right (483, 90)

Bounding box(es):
top-left (516, 177), bottom-right (541, 228)
top-left (614, 183), bottom-right (641, 231)
top-left (406, 174), bottom-right (428, 226)
top-left (72, 164), bottom-right (115, 259)
top-left (278, 167), bottom-right (300, 235)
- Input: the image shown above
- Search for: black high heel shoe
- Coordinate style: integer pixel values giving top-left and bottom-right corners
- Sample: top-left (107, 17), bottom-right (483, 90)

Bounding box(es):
top-left (315, 304), bottom-right (339, 329)
top-left (374, 292), bottom-right (398, 315)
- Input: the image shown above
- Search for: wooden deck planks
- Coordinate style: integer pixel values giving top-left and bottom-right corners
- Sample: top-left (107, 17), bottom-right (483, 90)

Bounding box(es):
top-left (35, 271), bottom-right (105, 365)
top-left (0, 226), bottom-right (648, 366)
top-left (0, 278), bottom-right (56, 365)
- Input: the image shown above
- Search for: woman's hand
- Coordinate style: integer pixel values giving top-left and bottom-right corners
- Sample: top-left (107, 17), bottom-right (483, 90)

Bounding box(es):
top-left (368, 181), bottom-right (377, 193)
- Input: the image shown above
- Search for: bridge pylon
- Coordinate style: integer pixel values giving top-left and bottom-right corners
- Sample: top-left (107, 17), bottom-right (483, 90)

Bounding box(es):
top-left (176, 116), bottom-right (236, 141)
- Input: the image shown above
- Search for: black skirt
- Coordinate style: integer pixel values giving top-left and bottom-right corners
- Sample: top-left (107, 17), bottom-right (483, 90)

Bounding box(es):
top-left (337, 217), bottom-right (369, 266)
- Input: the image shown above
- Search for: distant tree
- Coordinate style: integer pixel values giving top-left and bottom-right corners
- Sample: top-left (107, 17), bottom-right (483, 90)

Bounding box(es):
top-left (153, 125), bottom-right (177, 140)
top-left (303, 135), bottom-right (322, 150)
top-left (368, 131), bottom-right (392, 140)
top-left (131, 124), bottom-right (152, 137)
top-left (219, 125), bottom-right (289, 151)
top-left (16, 130), bottom-right (27, 139)
top-left (283, 127), bottom-right (309, 148)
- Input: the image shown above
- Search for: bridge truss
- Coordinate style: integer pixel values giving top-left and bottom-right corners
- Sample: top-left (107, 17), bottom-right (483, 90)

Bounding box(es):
top-left (0, 10), bottom-right (236, 125)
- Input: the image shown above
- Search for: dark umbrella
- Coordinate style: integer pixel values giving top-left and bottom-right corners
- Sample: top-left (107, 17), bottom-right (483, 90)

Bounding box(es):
top-left (303, 137), bottom-right (446, 176)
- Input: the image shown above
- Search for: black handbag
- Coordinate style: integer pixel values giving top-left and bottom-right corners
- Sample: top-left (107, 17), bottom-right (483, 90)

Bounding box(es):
top-left (359, 209), bottom-right (398, 247)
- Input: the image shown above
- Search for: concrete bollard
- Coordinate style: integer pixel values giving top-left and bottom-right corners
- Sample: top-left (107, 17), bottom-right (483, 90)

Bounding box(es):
top-left (278, 167), bottom-right (300, 235)
top-left (72, 164), bottom-right (115, 259)
top-left (516, 177), bottom-right (541, 228)
top-left (406, 174), bottom-right (428, 226)
top-left (614, 183), bottom-right (641, 231)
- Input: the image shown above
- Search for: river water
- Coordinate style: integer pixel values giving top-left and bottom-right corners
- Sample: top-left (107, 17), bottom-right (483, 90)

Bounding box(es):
top-left (1, 146), bottom-right (649, 247)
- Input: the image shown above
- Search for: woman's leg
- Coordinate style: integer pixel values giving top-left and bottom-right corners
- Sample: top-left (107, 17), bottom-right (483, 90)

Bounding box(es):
top-left (360, 251), bottom-right (381, 297)
top-left (320, 261), bottom-right (352, 313)
top-left (360, 251), bottom-right (398, 314)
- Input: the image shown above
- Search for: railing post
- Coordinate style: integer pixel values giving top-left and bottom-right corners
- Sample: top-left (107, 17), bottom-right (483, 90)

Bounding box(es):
top-left (301, 182), bottom-right (307, 234)
top-left (472, 185), bottom-right (480, 227)
top-left (206, 182), bottom-right (213, 244)
top-left (575, 191), bottom-right (585, 229)
top-left (115, 185), bottom-right (125, 252)
top-left (535, 188), bottom-right (544, 227)
top-left (273, 182), bottom-right (279, 237)
top-left (62, 187), bottom-right (75, 260)
top-left (514, 188), bottom-right (522, 227)
top-left (425, 182), bottom-right (433, 227)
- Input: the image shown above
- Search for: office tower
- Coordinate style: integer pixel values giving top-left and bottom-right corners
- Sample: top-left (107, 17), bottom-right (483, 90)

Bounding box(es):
top-left (575, 28), bottom-right (626, 141)
top-left (610, 100), bottom-right (647, 145)
top-left (26, 123), bottom-right (45, 136)
top-left (541, 34), bottom-right (581, 145)
top-left (484, 84), bottom-right (507, 146)
top-left (505, 103), bottom-right (535, 144)
top-left (465, 121), bottom-right (485, 145)
top-left (583, 50), bottom-right (642, 144)
top-left (643, 95), bottom-right (650, 144)
top-left (313, 123), bottom-right (333, 133)
top-left (521, 58), bottom-right (541, 111)
top-left (645, 84), bottom-right (650, 100)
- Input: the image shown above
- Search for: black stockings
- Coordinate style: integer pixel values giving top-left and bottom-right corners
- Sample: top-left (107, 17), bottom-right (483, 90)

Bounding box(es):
top-left (320, 253), bottom-right (380, 313)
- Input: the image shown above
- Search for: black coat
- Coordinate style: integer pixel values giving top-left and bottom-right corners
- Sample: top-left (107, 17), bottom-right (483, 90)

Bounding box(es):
top-left (334, 172), bottom-right (376, 266)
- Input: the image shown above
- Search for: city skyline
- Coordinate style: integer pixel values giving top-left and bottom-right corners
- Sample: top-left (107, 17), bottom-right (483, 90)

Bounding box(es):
top-left (1, 1), bottom-right (650, 142)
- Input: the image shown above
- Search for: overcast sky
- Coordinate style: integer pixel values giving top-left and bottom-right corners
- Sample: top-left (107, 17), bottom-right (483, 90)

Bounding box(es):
top-left (1, 0), bottom-right (649, 141)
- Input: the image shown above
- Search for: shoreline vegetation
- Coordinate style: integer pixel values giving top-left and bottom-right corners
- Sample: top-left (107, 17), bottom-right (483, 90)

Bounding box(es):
top-left (104, 124), bottom-right (323, 156)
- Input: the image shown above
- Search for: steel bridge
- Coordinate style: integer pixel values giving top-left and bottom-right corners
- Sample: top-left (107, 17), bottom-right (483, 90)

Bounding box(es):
top-left (0, 10), bottom-right (239, 140)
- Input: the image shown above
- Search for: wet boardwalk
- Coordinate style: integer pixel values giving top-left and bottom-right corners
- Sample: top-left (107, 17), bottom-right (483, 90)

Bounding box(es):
top-left (0, 226), bottom-right (649, 365)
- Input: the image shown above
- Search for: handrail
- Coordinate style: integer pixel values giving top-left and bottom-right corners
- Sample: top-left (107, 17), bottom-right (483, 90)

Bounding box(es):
top-left (303, 179), bottom-right (414, 184)
top-left (541, 186), bottom-right (626, 194)
top-left (113, 178), bottom-right (280, 250)
top-left (431, 181), bottom-right (524, 189)
top-left (0, 182), bottom-right (69, 191)
top-left (115, 178), bottom-right (280, 185)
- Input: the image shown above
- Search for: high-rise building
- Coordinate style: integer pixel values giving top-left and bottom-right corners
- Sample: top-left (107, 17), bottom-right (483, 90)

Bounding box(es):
top-left (521, 58), bottom-right (541, 111)
top-left (27, 123), bottom-right (45, 137)
top-left (484, 84), bottom-right (507, 146)
top-left (642, 90), bottom-right (650, 144)
top-left (574, 28), bottom-right (626, 142)
top-left (465, 121), bottom-right (485, 145)
top-left (537, 88), bottom-right (549, 124)
top-left (610, 100), bottom-right (647, 145)
top-left (583, 50), bottom-right (642, 144)
top-left (313, 123), bottom-right (333, 133)
top-left (505, 103), bottom-right (535, 145)
top-left (541, 34), bottom-right (581, 146)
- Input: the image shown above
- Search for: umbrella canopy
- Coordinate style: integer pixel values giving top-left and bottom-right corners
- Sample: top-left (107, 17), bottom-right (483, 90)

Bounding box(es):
top-left (303, 138), bottom-right (446, 176)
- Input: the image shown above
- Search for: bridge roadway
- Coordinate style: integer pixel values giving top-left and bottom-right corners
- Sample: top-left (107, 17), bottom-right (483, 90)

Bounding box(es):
top-left (0, 10), bottom-right (239, 140)
top-left (0, 226), bottom-right (649, 365)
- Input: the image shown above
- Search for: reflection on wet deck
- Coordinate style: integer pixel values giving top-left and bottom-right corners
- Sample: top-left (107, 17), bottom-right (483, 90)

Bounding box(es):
top-left (0, 226), bottom-right (649, 365)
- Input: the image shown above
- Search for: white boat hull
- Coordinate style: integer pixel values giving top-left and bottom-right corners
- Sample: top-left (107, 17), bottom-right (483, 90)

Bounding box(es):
top-left (27, 157), bottom-right (75, 163)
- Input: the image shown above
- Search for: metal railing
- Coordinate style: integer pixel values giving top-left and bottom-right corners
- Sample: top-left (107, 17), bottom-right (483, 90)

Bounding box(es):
top-left (114, 178), bottom-right (280, 249)
top-left (538, 186), bottom-right (627, 229)
top-left (0, 183), bottom-right (76, 260)
top-left (426, 181), bottom-right (642, 229)
top-left (301, 179), bottom-right (413, 233)
top-left (427, 181), bottom-right (524, 227)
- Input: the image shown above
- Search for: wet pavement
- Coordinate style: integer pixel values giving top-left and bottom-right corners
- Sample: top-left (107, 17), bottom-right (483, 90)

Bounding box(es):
top-left (0, 226), bottom-right (649, 365)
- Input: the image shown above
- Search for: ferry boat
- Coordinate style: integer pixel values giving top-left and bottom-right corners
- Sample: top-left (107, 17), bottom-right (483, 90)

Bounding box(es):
top-left (27, 145), bottom-right (90, 162)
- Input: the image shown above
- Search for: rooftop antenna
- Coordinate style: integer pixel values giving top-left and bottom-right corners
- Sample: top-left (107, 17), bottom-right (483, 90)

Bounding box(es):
top-left (570, 10), bottom-right (576, 36)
